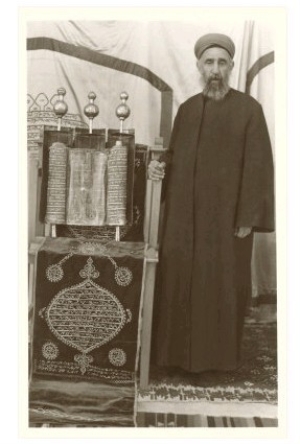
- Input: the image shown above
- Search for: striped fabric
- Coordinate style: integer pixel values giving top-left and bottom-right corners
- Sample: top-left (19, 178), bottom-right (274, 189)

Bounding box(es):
top-left (136, 412), bottom-right (278, 427)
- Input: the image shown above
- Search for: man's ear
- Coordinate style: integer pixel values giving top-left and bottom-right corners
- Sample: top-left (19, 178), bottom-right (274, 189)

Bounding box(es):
top-left (196, 59), bottom-right (202, 72)
top-left (230, 60), bottom-right (235, 70)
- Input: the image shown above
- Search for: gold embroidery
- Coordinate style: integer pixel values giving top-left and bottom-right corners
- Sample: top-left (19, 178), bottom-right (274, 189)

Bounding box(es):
top-left (42, 341), bottom-right (59, 361)
top-left (44, 257), bottom-right (130, 374)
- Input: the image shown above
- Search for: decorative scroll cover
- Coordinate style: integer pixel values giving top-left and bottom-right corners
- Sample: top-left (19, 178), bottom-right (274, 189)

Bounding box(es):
top-left (107, 131), bottom-right (135, 225)
top-left (107, 141), bottom-right (128, 226)
top-left (30, 238), bottom-right (144, 427)
top-left (66, 149), bottom-right (108, 226)
top-left (45, 142), bottom-right (68, 224)
top-left (39, 128), bottom-right (73, 223)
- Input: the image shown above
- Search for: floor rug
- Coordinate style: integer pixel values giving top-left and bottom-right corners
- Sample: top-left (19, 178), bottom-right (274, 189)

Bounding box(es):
top-left (138, 322), bottom-right (277, 420)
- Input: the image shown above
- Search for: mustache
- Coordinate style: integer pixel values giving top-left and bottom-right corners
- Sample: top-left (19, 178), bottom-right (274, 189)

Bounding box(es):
top-left (208, 74), bottom-right (222, 81)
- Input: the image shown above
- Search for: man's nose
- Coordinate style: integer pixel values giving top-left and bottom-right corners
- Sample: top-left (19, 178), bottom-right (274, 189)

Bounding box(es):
top-left (211, 62), bottom-right (220, 74)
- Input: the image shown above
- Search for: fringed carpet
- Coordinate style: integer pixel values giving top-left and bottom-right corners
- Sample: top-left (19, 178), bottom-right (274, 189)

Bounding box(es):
top-left (137, 321), bottom-right (277, 426)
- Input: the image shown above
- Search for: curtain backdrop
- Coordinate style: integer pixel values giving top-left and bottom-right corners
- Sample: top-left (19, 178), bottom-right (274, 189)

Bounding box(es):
top-left (27, 19), bottom-right (276, 298)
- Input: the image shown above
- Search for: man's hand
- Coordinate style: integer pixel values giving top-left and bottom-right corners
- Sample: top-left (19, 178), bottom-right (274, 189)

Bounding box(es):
top-left (234, 227), bottom-right (252, 238)
top-left (148, 160), bottom-right (166, 181)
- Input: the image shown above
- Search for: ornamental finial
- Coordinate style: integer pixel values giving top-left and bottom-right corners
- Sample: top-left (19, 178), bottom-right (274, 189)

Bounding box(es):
top-left (84, 91), bottom-right (99, 134)
top-left (53, 87), bottom-right (68, 131)
top-left (115, 91), bottom-right (130, 133)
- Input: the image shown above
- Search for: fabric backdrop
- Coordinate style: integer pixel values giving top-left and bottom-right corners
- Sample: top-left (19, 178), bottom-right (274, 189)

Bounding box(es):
top-left (27, 19), bottom-right (276, 298)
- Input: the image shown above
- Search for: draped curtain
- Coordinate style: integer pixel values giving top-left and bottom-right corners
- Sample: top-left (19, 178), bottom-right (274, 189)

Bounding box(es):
top-left (27, 19), bottom-right (276, 298)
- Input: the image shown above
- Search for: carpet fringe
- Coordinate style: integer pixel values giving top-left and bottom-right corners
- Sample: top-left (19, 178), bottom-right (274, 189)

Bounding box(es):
top-left (137, 400), bottom-right (278, 418)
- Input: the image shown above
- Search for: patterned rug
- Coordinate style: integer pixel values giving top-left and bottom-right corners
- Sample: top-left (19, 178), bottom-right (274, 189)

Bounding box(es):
top-left (138, 322), bottom-right (277, 421)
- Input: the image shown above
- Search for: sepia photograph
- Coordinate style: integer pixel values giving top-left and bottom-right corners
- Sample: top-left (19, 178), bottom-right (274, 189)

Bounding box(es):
top-left (19, 5), bottom-right (289, 439)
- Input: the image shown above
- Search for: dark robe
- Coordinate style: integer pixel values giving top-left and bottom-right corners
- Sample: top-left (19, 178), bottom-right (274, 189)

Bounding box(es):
top-left (152, 88), bottom-right (274, 372)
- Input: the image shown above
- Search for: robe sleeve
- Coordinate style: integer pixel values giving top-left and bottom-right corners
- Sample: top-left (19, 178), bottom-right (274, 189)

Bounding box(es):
top-left (235, 104), bottom-right (275, 232)
top-left (159, 105), bottom-right (183, 201)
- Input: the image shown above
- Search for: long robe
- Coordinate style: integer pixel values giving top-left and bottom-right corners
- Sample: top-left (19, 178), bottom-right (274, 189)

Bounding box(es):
top-left (152, 88), bottom-right (274, 372)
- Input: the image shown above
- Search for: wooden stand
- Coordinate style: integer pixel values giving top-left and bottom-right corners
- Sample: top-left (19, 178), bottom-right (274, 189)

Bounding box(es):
top-left (139, 143), bottom-right (164, 389)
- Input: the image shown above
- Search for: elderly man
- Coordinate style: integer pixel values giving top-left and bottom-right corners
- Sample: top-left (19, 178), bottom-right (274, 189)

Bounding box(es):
top-left (149, 33), bottom-right (274, 372)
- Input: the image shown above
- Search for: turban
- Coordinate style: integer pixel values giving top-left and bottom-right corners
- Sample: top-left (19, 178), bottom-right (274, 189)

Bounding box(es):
top-left (194, 33), bottom-right (235, 59)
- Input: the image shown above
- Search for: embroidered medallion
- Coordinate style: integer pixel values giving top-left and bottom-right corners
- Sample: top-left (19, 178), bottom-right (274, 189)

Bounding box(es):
top-left (107, 257), bottom-right (133, 287)
top-left (46, 264), bottom-right (64, 282)
top-left (44, 257), bottom-right (131, 374)
top-left (45, 250), bottom-right (74, 282)
top-left (108, 348), bottom-right (127, 367)
top-left (115, 267), bottom-right (133, 286)
top-left (42, 341), bottom-right (59, 361)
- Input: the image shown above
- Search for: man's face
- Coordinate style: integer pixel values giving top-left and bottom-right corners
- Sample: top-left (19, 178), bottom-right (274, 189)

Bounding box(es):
top-left (197, 47), bottom-right (234, 100)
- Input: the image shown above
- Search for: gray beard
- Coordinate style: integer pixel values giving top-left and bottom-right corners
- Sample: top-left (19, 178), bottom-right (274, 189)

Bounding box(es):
top-left (202, 77), bottom-right (230, 101)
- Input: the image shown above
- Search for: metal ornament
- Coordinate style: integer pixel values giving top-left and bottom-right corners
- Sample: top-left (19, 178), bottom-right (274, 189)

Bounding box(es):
top-left (115, 91), bottom-right (130, 133)
top-left (53, 87), bottom-right (68, 131)
top-left (84, 91), bottom-right (99, 134)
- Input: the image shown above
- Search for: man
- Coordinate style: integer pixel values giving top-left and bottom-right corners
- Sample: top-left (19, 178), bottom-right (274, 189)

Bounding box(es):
top-left (148, 33), bottom-right (274, 372)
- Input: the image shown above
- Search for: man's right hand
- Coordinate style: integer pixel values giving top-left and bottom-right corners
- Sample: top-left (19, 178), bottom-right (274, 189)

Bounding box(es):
top-left (148, 160), bottom-right (166, 181)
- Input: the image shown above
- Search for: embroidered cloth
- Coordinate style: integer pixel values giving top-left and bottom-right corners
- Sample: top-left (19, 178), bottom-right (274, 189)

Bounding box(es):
top-left (30, 237), bottom-right (144, 427)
